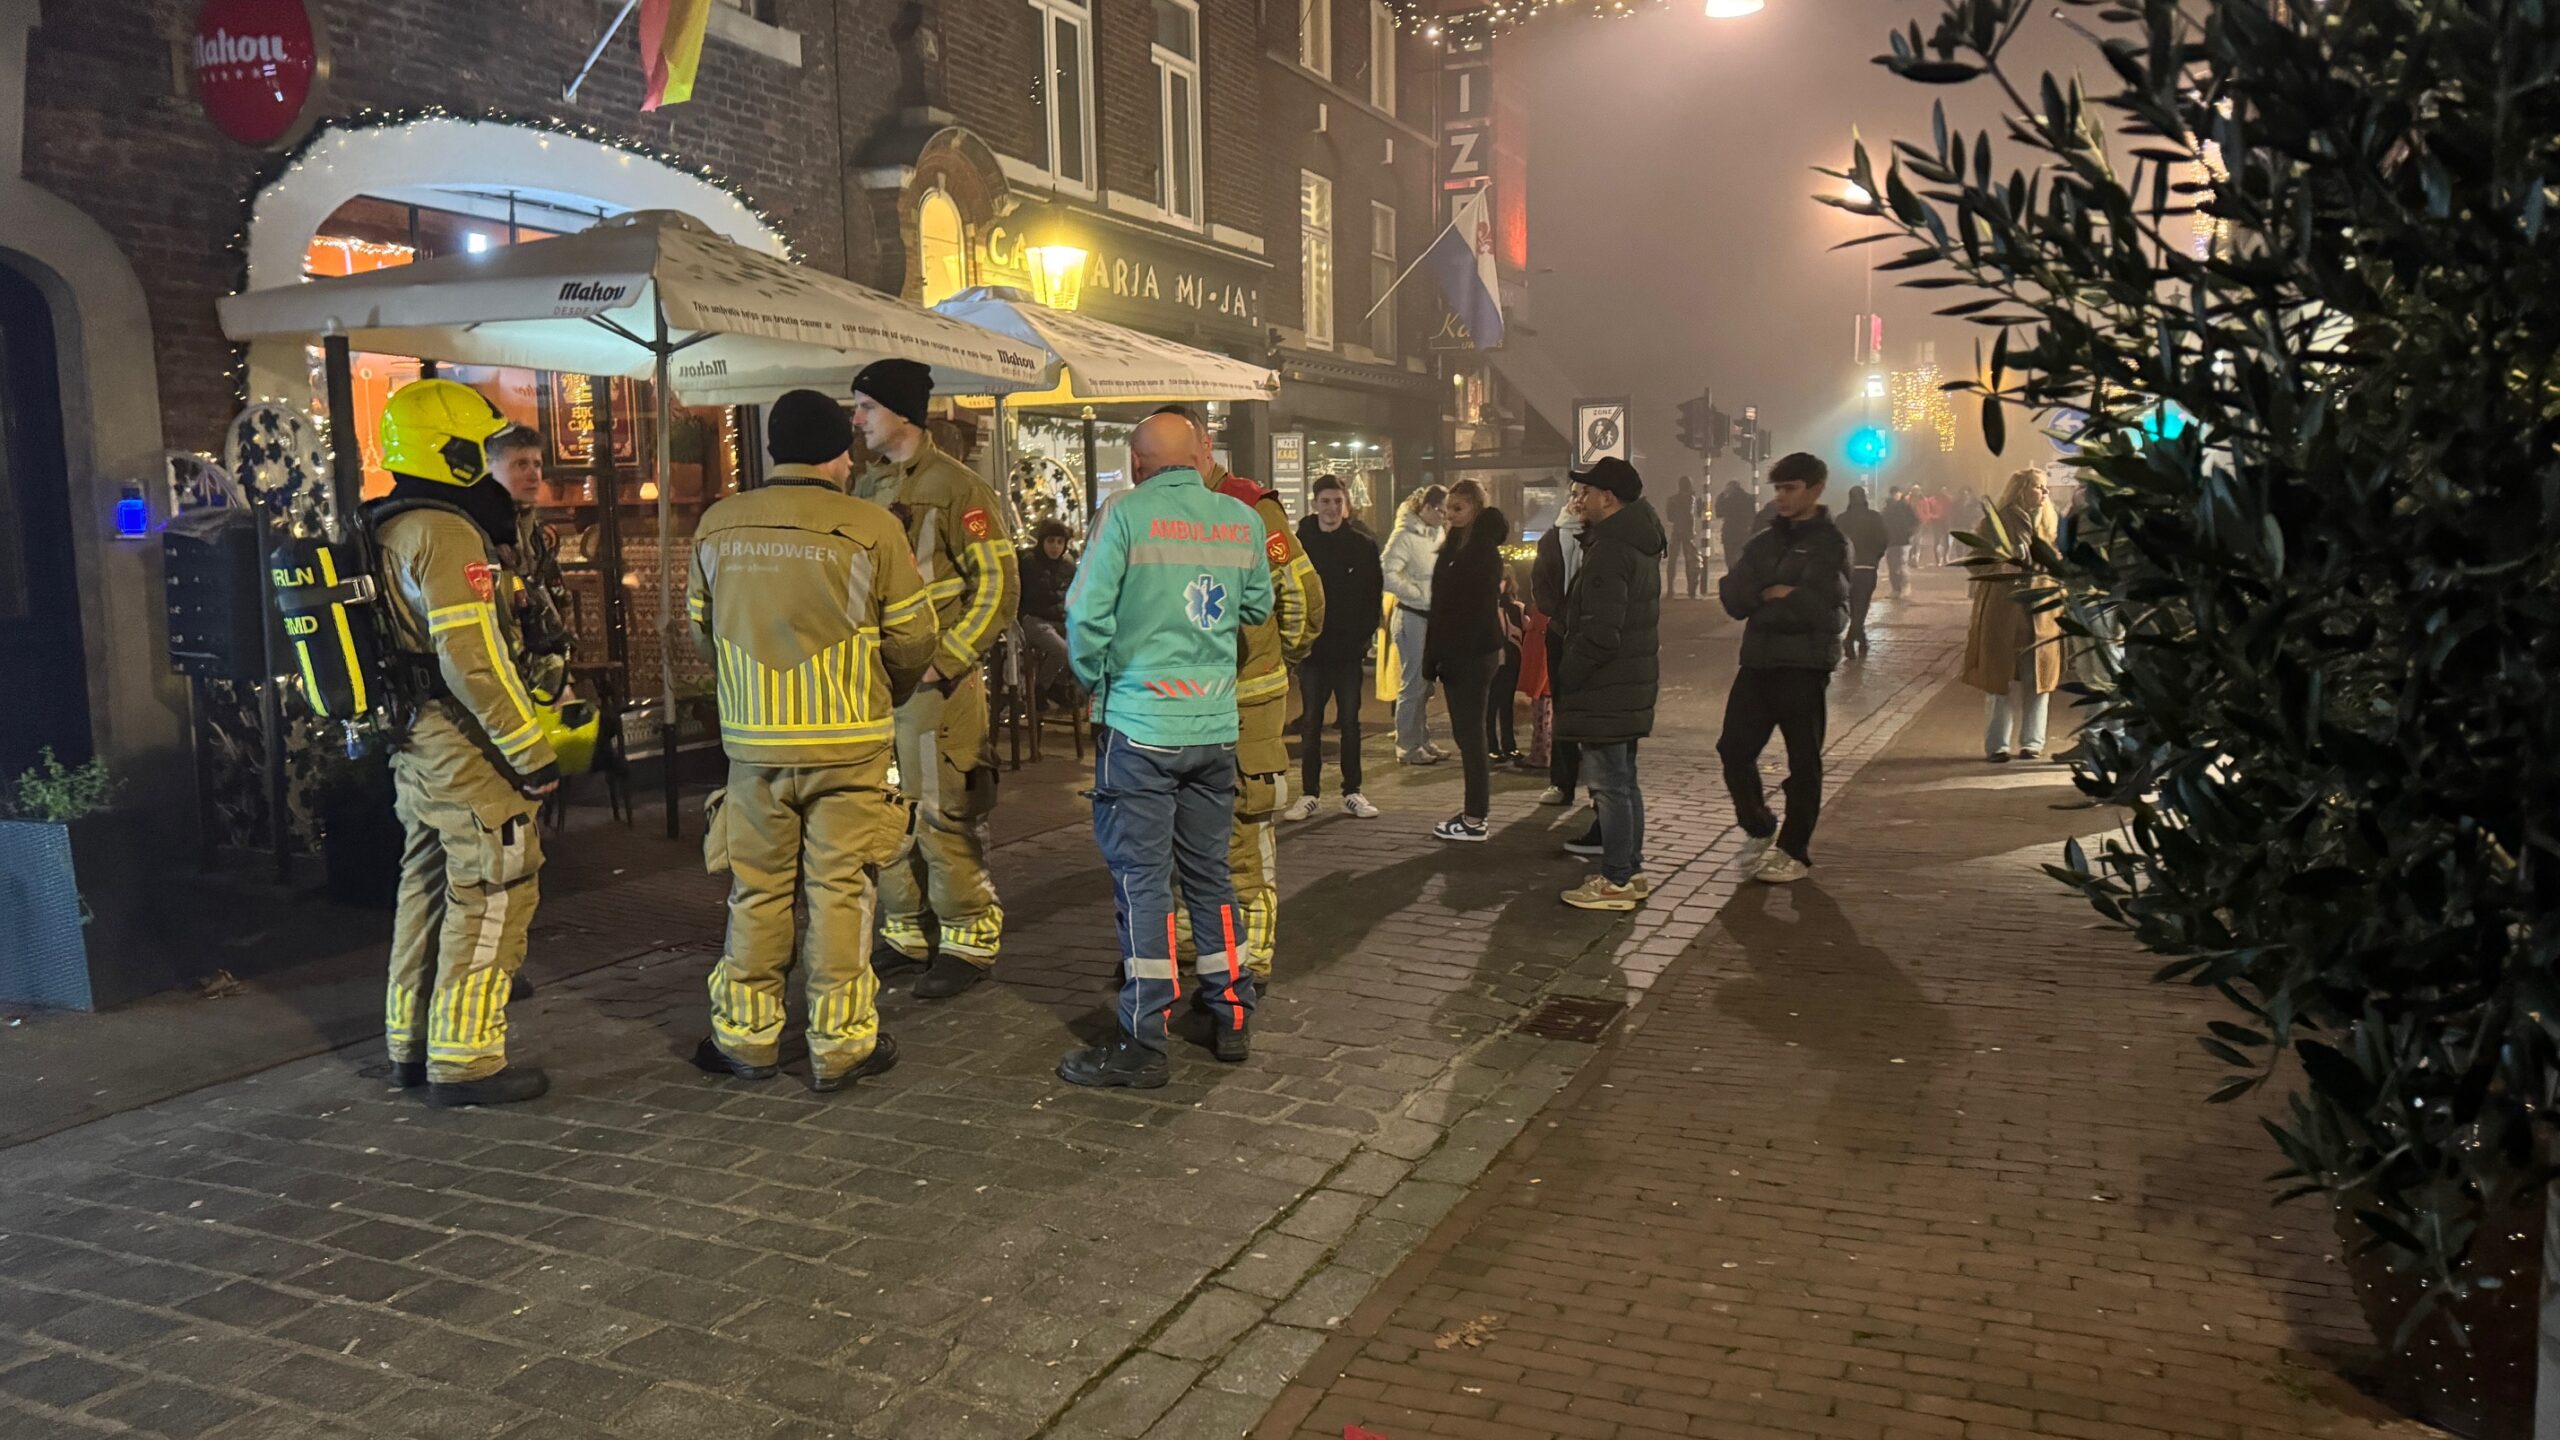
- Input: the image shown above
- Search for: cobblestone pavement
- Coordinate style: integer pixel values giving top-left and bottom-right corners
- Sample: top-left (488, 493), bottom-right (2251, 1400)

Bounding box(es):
top-left (1255, 680), bottom-right (2429, 1440)
top-left (0, 576), bottom-right (1966, 1440)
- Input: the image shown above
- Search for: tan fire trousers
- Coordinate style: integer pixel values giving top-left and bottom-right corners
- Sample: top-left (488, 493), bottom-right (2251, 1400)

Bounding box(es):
top-left (877, 673), bottom-right (1005, 965)
top-left (385, 709), bottom-right (544, 1084)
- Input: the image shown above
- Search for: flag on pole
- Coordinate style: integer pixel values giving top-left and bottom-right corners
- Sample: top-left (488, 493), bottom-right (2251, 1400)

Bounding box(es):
top-left (1424, 187), bottom-right (1506, 350)
top-left (639, 0), bottom-right (713, 111)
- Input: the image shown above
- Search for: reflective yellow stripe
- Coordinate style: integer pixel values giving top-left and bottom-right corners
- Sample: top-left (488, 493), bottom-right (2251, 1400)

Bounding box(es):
top-left (293, 640), bottom-right (329, 717)
top-left (942, 541), bottom-right (1011, 664)
top-left (921, 577), bottom-right (967, 601)
top-left (427, 605), bottom-right (481, 633)
top-left (1237, 670), bottom-right (1290, 702)
top-left (720, 722), bottom-right (896, 745)
top-left (883, 590), bottom-right (932, 619)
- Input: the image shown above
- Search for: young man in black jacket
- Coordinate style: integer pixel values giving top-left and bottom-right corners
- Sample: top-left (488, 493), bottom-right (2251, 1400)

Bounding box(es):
top-left (1554, 458), bottom-right (1665, 912)
top-left (1716, 452), bottom-right (1851, 884)
top-left (1837, 486), bottom-right (1891, 654)
top-left (1289, 476), bottom-right (1386, 819)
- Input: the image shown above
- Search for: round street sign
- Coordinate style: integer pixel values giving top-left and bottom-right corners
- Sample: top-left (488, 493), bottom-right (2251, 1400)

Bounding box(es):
top-left (193, 0), bottom-right (328, 149)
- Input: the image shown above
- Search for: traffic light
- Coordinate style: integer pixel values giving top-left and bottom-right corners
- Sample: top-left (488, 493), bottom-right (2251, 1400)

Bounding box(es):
top-left (1732, 410), bottom-right (1757, 462)
top-left (1675, 392), bottom-right (1713, 454)
top-left (1846, 425), bottom-right (1892, 470)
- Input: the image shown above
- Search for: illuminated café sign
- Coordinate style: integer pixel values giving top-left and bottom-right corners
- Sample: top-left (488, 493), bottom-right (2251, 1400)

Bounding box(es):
top-left (193, 0), bottom-right (328, 149)
top-left (984, 218), bottom-right (1262, 336)
top-left (544, 374), bottom-right (639, 468)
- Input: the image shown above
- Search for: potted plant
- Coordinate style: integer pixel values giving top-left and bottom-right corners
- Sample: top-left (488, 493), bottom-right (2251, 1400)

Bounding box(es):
top-left (0, 749), bottom-right (119, 1009)
top-left (1838, 1), bottom-right (2560, 1432)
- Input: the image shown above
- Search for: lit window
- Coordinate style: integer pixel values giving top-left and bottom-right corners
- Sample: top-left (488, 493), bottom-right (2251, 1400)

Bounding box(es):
top-left (1369, 2), bottom-right (1396, 115)
top-left (1301, 172), bottom-right (1335, 349)
top-left (1030, 0), bottom-right (1095, 192)
top-left (1300, 0), bottom-right (1331, 78)
top-left (1153, 0), bottom-right (1203, 226)
top-left (1369, 203), bottom-right (1397, 356)
top-left (917, 188), bottom-right (969, 306)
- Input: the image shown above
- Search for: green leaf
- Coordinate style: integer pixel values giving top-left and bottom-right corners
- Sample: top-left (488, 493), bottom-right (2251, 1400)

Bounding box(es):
top-left (1981, 392), bottom-right (2006, 455)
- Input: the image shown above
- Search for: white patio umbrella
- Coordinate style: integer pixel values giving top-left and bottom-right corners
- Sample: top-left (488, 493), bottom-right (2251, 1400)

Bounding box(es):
top-left (219, 210), bottom-right (1056, 835)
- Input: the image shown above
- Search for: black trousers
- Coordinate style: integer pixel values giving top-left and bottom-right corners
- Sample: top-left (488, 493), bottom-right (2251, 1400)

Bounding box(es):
top-left (1717, 667), bottom-right (1831, 864)
top-left (1542, 626), bottom-right (1579, 796)
top-left (1297, 654), bottom-right (1366, 799)
top-left (1848, 566), bottom-right (1880, 644)
top-left (1437, 651), bottom-right (1497, 819)
top-left (1488, 647), bottom-right (1521, 753)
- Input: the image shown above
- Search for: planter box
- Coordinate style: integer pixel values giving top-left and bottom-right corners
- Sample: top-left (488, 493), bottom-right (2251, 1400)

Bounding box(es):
top-left (0, 811), bottom-right (183, 1011)
top-left (2336, 1190), bottom-right (2542, 1439)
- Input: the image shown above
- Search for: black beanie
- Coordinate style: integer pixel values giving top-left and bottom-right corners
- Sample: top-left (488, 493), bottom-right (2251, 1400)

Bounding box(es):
top-left (851, 358), bottom-right (934, 429)
top-left (767, 389), bottom-right (853, 465)
top-left (1571, 455), bottom-right (1644, 502)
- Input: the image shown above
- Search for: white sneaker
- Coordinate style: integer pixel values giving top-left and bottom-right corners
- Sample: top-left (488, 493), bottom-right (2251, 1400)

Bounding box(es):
top-left (1753, 853), bottom-right (1811, 885)
top-left (1422, 742), bottom-right (1450, 761)
top-left (1280, 795), bottom-right (1320, 822)
top-left (1342, 794), bottom-right (1380, 819)
top-left (1432, 814), bottom-right (1490, 843)
top-left (1399, 749), bottom-right (1442, 767)
top-left (1535, 786), bottom-right (1570, 807)
top-left (1736, 834), bottom-right (1775, 874)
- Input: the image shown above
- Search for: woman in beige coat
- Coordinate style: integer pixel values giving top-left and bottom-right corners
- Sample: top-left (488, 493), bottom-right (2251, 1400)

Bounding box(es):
top-left (1962, 467), bottom-right (2065, 760)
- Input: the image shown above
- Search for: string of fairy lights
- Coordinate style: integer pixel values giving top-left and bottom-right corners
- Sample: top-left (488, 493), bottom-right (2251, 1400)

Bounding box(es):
top-left (1382, 0), bottom-right (1706, 46)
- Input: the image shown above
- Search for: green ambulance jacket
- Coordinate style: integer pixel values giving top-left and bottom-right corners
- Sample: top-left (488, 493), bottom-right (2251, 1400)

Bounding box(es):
top-left (1065, 468), bottom-right (1275, 747)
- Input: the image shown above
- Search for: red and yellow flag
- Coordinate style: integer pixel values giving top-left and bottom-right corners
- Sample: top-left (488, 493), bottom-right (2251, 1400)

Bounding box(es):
top-left (638, 0), bottom-right (712, 111)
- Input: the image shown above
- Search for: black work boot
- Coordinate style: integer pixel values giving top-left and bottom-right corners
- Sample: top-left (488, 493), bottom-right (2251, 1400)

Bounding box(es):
top-left (509, 974), bottom-right (536, 1003)
top-left (1057, 1039), bottom-right (1169, 1089)
top-left (389, 1061), bottom-right (427, 1089)
top-left (808, 1035), bottom-right (899, 1094)
top-left (871, 941), bottom-right (929, 976)
top-left (1211, 1022), bottom-right (1251, 1064)
top-left (912, 954), bottom-right (987, 1000)
top-left (424, 1067), bottom-right (549, 1109)
top-left (691, 1037), bottom-right (777, 1081)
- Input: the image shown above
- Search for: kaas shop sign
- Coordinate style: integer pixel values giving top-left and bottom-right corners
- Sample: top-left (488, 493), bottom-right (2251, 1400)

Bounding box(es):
top-left (193, 0), bottom-right (329, 149)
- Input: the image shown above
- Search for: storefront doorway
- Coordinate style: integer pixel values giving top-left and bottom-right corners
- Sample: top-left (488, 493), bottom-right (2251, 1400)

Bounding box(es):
top-left (0, 257), bottom-right (91, 778)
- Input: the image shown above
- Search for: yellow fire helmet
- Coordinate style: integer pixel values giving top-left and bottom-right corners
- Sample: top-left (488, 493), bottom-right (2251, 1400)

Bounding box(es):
top-left (380, 378), bottom-right (512, 486)
top-left (537, 700), bottom-right (602, 778)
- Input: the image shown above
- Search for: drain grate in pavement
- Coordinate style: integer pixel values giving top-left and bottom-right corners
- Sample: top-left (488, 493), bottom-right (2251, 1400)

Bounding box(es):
top-left (1515, 996), bottom-right (1628, 1043)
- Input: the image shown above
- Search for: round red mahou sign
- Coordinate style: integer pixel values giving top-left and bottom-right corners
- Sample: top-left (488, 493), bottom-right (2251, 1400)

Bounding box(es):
top-left (193, 0), bottom-right (325, 148)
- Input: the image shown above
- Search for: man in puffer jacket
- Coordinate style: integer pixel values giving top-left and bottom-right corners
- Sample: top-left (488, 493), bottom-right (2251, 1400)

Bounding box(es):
top-left (1715, 452), bottom-right (1851, 885)
top-left (1553, 459), bottom-right (1665, 912)
top-left (1379, 486), bottom-right (1447, 765)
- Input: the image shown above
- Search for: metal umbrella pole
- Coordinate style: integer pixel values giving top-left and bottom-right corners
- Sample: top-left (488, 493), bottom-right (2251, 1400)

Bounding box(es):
top-left (652, 303), bottom-right (680, 840)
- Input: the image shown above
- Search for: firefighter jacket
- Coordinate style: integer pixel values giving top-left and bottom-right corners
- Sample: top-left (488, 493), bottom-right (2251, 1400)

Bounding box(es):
top-left (372, 499), bottom-right (558, 781)
top-left (855, 438), bottom-right (1018, 678)
top-left (508, 504), bottom-right (575, 704)
top-left (1206, 465), bottom-right (1323, 776)
top-left (1067, 468), bottom-right (1274, 747)
top-left (687, 466), bottom-right (941, 767)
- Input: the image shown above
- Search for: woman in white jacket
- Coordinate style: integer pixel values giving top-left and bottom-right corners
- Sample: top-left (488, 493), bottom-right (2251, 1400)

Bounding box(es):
top-left (1381, 485), bottom-right (1448, 764)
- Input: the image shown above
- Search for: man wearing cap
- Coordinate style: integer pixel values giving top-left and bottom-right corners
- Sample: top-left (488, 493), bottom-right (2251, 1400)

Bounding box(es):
top-left (1715, 452), bottom-right (1851, 886)
top-left (1151, 405), bottom-right (1322, 990)
top-left (688, 392), bottom-right (940, 1090)
top-left (850, 359), bottom-right (1020, 999)
top-left (1553, 456), bottom-right (1667, 913)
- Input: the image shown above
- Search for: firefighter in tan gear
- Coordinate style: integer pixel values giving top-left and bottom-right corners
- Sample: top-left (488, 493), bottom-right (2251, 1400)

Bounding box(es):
top-left (849, 359), bottom-right (1020, 1000)
top-left (1157, 406), bottom-right (1324, 985)
top-left (687, 391), bottom-right (940, 1091)
top-left (370, 380), bottom-right (560, 1109)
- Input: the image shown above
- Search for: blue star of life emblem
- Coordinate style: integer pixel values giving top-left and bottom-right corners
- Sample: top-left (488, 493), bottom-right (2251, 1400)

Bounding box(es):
top-left (1185, 574), bottom-right (1226, 629)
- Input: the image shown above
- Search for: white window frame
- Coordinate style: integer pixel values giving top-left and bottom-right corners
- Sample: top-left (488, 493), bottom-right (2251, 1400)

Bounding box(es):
top-left (1368, 1), bottom-right (1397, 115)
top-left (1152, 0), bottom-right (1205, 229)
top-left (1368, 201), bottom-right (1397, 356)
top-left (1030, 0), bottom-right (1097, 197)
top-left (1300, 0), bottom-right (1332, 79)
top-left (1301, 171), bottom-right (1335, 350)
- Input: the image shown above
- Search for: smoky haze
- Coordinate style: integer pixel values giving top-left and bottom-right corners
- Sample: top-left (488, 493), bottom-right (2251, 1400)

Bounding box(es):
top-left (1511, 1), bottom-right (2104, 492)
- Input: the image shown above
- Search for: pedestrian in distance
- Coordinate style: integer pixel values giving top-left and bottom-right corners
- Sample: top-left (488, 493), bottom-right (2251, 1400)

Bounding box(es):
top-left (1288, 474), bottom-right (1385, 821)
top-left (1018, 520), bottom-right (1079, 702)
top-left (1666, 477), bottom-right (1700, 600)
top-left (1554, 458), bottom-right (1664, 911)
top-left (1530, 497), bottom-right (1586, 807)
top-left (1149, 404), bottom-right (1322, 991)
top-left (851, 359), bottom-right (1020, 1001)
top-left (1714, 478), bottom-right (1755, 583)
top-left (1882, 486), bottom-right (1921, 598)
top-left (1715, 451), bottom-right (1850, 886)
top-left (1964, 466), bottom-right (2065, 762)
top-left (1058, 413), bottom-right (1274, 1088)
top-left (1837, 485), bottom-right (1890, 656)
top-left (688, 391), bottom-right (940, 1093)
top-left (1489, 570), bottom-right (1527, 764)
top-left (1381, 485), bottom-right (1448, 766)
top-left (368, 381), bottom-right (563, 1108)
top-left (1423, 479), bottom-right (1512, 843)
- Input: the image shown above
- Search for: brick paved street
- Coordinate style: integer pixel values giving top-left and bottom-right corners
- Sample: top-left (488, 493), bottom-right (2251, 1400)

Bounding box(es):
top-left (1255, 679), bottom-right (2429, 1440)
top-left (0, 574), bottom-right (1963, 1440)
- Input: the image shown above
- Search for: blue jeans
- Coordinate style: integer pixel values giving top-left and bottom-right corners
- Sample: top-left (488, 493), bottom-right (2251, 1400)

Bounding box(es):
top-left (1091, 728), bottom-right (1256, 1051)
top-left (1580, 741), bottom-right (1646, 885)
top-left (1394, 607), bottom-right (1433, 755)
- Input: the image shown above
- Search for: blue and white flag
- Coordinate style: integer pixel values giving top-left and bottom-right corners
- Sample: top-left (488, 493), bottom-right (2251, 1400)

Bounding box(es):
top-left (1425, 188), bottom-right (1505, 350)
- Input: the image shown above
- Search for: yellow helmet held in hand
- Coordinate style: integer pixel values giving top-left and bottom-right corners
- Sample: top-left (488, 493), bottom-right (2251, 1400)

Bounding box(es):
top-left (538, 700), bottom-right (602, 778)
top-left (381, 379), bottom-right (512, 486)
